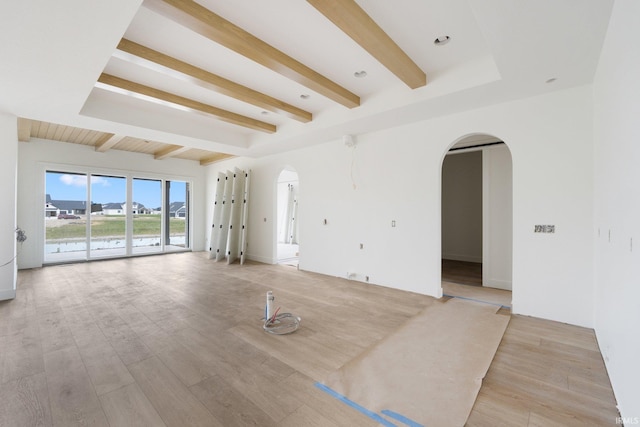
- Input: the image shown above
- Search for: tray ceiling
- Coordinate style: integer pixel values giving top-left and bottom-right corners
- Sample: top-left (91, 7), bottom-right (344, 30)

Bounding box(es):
top-left (1, 0), bottom-right (614, 163)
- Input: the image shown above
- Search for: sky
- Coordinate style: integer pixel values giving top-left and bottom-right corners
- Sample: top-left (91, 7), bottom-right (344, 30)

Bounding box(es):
top-left (46, 172), bottom-right (186, 209)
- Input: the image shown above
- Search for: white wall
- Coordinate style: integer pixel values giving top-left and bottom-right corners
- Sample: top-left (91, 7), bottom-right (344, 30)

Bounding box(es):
top-left (0, 114), bottom-right (18, 300)
top-left (441, 150), bottom-right (482, 263)
top-left (207, 84), bottom-right (595, 327)
top-left (483, 145), bottom-right (513, 290)
top-left (17, 138), bottom-right (207, 269)
top-left (593, 0), bottom-right (640, 420)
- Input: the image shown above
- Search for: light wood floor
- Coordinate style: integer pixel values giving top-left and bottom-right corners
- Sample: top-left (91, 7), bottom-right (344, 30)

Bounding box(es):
top-left (0, 253), bottom-right (618, 426)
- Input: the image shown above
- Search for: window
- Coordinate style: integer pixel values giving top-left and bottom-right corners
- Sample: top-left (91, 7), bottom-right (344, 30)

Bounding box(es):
top-left (45, 171), bottom-right (88, 263)
top-left (132, 178), bottom-right (162, 255)
top-left (90, 174), bottom-right (126, 258)
top-left (44, 169), bottom-right (191, 264)
top-left (166, 180), bottom-right (190, 250)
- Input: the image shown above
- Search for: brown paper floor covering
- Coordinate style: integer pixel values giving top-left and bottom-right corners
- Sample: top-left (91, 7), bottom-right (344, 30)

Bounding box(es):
top-left (323, 297), bottom-right (510, 426)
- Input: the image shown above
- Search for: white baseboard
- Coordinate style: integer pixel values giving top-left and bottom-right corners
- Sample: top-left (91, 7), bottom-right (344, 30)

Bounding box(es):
top-left (246, 254), bottom-right (275, 264)
top-left (483, 278), bottom-right (512, 291)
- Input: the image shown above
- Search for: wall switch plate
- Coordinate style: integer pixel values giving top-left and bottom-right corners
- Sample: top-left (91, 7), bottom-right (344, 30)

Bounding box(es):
top-left (534, 225), bottom-right (555, 233)
top-left (360, 243), bottom-right (364, 249)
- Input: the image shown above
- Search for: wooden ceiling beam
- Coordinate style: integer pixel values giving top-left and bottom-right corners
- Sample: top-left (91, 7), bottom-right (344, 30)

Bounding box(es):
top-left (97, 73), bottom-right (276, 133)
top-left (144, 0), bottom-right (360, 108)
top-left (115, 39), bottom-right (312, 123)
top-left (17, 118), bottom-right (31, 142)
top-left (95, 133), bottom-right (126, 152)
top-left (154, 144), bottom-right (191, 160)
top-left (16, 119), bottom-right (231, 166)
top-left (307, 0), bottom-right (426, 89)
top-left (200, 153), bottom-right (234, 166)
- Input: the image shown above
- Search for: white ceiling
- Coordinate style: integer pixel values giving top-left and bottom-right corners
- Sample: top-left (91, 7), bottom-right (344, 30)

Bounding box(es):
top-left (0, 0), bottom-right (614, 159)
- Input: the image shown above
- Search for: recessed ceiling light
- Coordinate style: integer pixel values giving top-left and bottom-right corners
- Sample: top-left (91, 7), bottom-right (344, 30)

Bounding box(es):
top-left (300, 94), bottom-right (310, 100)
top-left (354, 70), bottom-right (368, 78)
top-left (545, 77), bottom-right (557, 84)
top-left (434, 36), bottom-right (450, 46)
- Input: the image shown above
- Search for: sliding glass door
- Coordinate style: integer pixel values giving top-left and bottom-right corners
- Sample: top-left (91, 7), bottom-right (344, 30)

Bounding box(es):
top-left (90, 174), bottom-right (127, 258)
top-left (44, 169), bottom-right (191, 264)
top-left (45, 171), bottom-right (89, 263)
top-left (133, 178), bottom-right (162, 255)
top-left (166, 180), bottom-right (190, 251)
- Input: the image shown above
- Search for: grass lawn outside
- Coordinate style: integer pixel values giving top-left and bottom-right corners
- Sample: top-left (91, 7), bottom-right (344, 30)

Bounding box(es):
top-left (46, 215), bottom-right (186, 240)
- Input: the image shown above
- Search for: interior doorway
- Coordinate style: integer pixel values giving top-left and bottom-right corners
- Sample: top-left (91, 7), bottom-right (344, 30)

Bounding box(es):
top-left (441, 135), bottom-right (512, 292)
top-left (276, 168), bottom-right (299, 266)
top-left (442, 150), bottom-right (483, 286)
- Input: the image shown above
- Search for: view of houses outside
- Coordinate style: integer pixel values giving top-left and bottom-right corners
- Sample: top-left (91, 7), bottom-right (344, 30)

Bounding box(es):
top-left (132, 178), bottom-right (162, 255)
top-left (91, 175), bottom-right (126, 258)
top-left (167, 180), bottom-right (189, 248)
top-left (45, 171), bottom-right (189, 262)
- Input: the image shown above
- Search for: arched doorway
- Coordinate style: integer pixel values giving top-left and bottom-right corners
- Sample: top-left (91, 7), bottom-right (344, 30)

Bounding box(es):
top-left (276, 168), bottom-right (299, 266)
top-left (441, 134), bottom-right (512, 300)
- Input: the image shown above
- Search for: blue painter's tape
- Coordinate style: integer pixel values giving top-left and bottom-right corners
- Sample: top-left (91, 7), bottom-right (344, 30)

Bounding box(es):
top-left (443, 293), bottom-right (511, 309)
top-left (314, 383), bottom-right (397, 427)
top-left (381, 409), bottom-right (424, 427)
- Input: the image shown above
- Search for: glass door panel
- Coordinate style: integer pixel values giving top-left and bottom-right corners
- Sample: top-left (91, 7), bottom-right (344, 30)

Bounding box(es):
top-left (44, 171), bottom-right (191, 262)
top-left (44, 171), bottom-right (88, 263)
top-left (166, 180), bottom-right (190, 251)
top-left (90, 175), bottom-right (126, 258)
top-left (132, 178), bottom-right (162, 255)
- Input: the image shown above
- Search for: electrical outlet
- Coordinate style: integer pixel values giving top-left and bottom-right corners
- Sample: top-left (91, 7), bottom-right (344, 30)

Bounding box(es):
top-left (391, 220), bottom-right (396, 227)
top-left (360, 243), bottom-right (364, 249)
top-left (347, 272), bottom-right (369, 283)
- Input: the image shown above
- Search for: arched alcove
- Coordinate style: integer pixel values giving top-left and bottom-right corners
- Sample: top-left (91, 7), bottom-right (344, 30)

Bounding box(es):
top-left (276, 167), bottom-right (299, 266)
